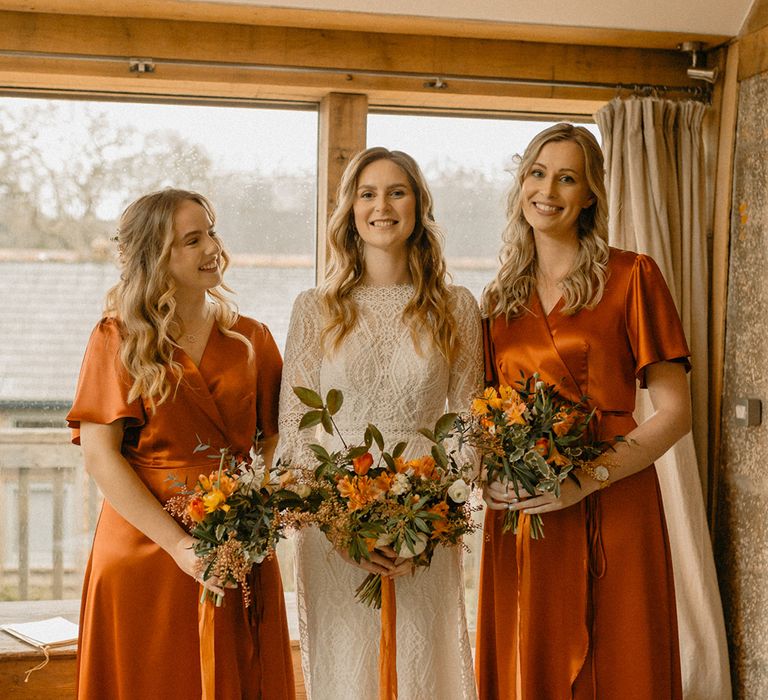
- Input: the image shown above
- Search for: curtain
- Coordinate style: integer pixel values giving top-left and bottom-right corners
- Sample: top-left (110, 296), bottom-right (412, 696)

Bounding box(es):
top-left (595, 97), bottom-right (730, 700)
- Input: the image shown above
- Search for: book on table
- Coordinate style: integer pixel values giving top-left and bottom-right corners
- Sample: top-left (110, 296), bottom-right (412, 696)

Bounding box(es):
top-left (1, 616), bottom-right (78, 680)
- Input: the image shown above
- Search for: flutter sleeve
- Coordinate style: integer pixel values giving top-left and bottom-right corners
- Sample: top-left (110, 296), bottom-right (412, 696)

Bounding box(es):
top-left (254, 323), bottom-right (283, 440)
top-left (276, 289), bottom-right (324, 469)
top-left (625, 254), bottom-right (692, 388)
top-left (66, 319), bottom-right (145, 445)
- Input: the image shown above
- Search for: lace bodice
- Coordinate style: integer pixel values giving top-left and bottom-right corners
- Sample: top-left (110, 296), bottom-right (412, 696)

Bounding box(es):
top-left (277, 283), bottom-right (483, 700)
top-left (278, 284), bottom-right (483, 465)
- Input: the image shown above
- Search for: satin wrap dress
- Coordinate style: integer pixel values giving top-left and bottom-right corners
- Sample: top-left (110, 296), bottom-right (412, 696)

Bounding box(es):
top-left (67, 317), bottom-right (295, 700)
top-left (475, 249), bottom-right (689, 700)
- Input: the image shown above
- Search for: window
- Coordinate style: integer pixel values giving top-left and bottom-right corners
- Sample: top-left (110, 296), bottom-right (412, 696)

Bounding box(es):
top-left (0, 96), bottom-right (317, 601)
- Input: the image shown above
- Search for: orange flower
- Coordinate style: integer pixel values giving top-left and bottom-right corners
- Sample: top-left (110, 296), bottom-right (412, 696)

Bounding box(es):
top-left (471, 398), bottom-right (489, 416)
top-left (394, 457), bottom-right (409, 473)
top-left (483, 387), bottom-right (503, 410)
top-left (373, 472), bottom-right (393, 492)
top-left (548, 444), bottom-right (572, 468)
top-left (534, 437), bottom-right (550, 456)
top-left (187, 496), bottom-right (206, 523)
top-left (217, 473), bottom-right (237, 497)
top-left (353, 452), bottom-right (374, 476)
top-left (337, 475), bottom-right (379, 511)
top-left (411, 455), bottom-right (437, 480)
top-left (552, 409), bottom-right (579, 437)
top-left (427, 501), bottom-right (450, 538)
top-left (503, 400), bottom-right (527, 425)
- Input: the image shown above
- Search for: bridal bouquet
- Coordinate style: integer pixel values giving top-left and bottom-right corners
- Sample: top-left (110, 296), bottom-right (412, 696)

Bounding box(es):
top-left (166, 441), bottom-right (291, 607)
top-left (469, 374), bottom-right (612, 539)
top-left (280, 386), bottom-right (478, 609)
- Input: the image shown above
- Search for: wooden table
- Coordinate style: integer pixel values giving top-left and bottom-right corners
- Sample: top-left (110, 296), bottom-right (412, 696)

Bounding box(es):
top-left (0, 599), bottom-right (78, 699)
top-left (0, 599), bottom-right (306, 699)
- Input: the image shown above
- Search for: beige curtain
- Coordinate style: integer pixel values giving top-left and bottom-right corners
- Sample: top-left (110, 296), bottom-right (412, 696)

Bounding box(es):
top-left (595, 97), bottom-right (730, 700)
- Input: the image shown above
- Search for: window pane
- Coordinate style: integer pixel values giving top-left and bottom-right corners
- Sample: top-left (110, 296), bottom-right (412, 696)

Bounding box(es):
top-left (0, 97), bottom-right (317, 602)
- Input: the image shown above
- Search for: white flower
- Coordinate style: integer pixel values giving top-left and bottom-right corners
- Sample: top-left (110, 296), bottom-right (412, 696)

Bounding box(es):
top-left (535, 380), bottom-right (546, 391)
top-left (375, 533), bottom-right (394, 548)
top-left (390, 473), bottom-right (411, 496)
top-left (397, 532), bottom-right (428, 559)
top-left (288, 482), bottom-right (312, 499)
top-left (447, 478), bottom-right (470, 504)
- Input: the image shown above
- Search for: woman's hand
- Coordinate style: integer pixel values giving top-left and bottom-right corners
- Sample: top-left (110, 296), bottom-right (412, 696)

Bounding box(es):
top-left (335, 545), bottom-right (413, 578)
top-left (169, 533), bottom-right (230, 598)
top-left (484, 476), bottom-right (597, 515)
top-left (482, 479), bottom-right (534, 510)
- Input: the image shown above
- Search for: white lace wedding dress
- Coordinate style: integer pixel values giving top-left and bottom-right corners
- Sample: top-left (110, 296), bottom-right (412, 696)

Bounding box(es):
top-left (278, 283), bottom-right (482, 700)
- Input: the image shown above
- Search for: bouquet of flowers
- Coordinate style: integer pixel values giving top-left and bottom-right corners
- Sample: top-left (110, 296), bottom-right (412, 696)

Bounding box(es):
top-left (280, 386), bottom-right (478, 608)
top-left (166, 440), bottom-right (291, 607)
top-left (469, 374), bottom-right (615, 539)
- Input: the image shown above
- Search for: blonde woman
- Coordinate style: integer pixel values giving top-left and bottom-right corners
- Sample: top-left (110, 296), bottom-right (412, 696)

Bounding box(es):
top-left (67, 189), bottom-right (294, 699)
top-left (475, 124), bottom-right (690, 699)
top-left (279, 147), bottom-right (482, 699)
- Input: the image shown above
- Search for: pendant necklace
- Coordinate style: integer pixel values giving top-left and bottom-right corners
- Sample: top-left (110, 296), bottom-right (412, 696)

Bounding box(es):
top-left (182, 308), bottom-right (211, 344)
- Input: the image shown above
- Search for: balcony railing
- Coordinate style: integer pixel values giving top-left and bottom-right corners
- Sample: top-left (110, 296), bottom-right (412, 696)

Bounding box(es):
top-left (0, 429), bottom-right (95, 600)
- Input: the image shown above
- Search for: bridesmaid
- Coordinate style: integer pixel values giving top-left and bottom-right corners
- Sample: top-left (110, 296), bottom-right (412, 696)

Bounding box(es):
top-left (278, 147), bottom-right (482, 699)
top-left (475, 124), bottom-right (690, 699)
top-left (67, 189), bottom-right (295, 699)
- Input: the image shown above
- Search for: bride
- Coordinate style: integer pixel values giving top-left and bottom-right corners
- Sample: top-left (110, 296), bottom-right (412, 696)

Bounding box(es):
top-left (278, 147), bottom-right (482, 699)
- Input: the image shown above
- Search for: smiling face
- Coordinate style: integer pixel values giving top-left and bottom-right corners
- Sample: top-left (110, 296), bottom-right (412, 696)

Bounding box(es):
top-left (521, 139), bottom-right (595, 240)
top-left (167, 198), bottom-right (223, 294)
top-left (352, 158), bottom-right (417, 257)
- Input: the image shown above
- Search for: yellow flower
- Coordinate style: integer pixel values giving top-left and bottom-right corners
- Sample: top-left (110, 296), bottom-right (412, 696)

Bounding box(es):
top-left (202, 488), bottom-right (230, 513)
top-left (471, 398), bottom-right (489, 416)
top-left (483, 387), bottom-right (503, 410)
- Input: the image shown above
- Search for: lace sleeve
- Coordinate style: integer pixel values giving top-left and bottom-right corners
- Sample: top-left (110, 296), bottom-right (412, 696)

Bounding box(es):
top-left (447, 286), bottom-right (483, 413)
top-left (446, 287), bottom-right (484, 479)
top-left (277, 289), bottom-right (323, 470)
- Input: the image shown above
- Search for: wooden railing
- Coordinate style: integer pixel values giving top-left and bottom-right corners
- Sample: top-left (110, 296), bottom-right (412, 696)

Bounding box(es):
top-left (0, 429), bottom-right (96, 601)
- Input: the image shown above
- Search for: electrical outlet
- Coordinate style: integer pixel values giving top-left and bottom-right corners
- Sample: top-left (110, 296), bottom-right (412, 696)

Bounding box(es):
top-left (735, 398), bottom-right (762, 427)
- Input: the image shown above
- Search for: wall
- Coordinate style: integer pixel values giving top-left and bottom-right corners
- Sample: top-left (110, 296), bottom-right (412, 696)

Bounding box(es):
top-left (716, 69), bottom-right (768, 699)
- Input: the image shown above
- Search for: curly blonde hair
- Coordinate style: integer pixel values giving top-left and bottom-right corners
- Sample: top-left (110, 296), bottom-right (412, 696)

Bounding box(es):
top-left (482, 123), bottom-right (610, 319)
top-left (104, 188), bottom-right (250, 412)
top-left (320, 147), bottom-right (457, 359)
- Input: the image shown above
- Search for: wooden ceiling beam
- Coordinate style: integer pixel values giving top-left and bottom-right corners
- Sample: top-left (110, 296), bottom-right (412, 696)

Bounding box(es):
top-left (0, 1), bottom-right (730, 50)
top-left (0, 9), bottom-right (699, 114)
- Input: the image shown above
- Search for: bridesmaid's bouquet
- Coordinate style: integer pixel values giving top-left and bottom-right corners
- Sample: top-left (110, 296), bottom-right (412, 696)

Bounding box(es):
top-left (166, 441), bottom-right (293, 606)
top-left (469, 374), bottom-right (613, 539)
top-left (279, 386), bottom-right (478, 608)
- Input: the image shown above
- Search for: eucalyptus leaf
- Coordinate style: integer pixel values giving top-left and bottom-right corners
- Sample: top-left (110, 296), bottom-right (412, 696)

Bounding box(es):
top-left (435, 412), bottom-right (458, 440)
top-left (392, 441), bottom-right (407, 458)
top-left (326, 388), bottom-right (343, 415)
top-left (293, 386), bottom-right (324, 409)
top-left (367, 423), bottom-right (384, 451)
top-left (299, 410), bottom-right (323, 430)
top-left (321, 410), bottom-right (334, 436)
top-left (418, 428), bottom-right (436, 443)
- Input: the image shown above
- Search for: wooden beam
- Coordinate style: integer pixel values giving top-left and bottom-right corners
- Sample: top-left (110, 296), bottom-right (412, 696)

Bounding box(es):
top-left (740, 0), bottom-right (768, 36)
top-left (316, 93), bottom-right (367, 282)
top-left (738, 21), bottom-right (768, 79)
top-left (708, 41), bottom-right (739, 530)
top-left (0, 10), bottom-right (700, 113)
top-left (0, 0), bottom-right (731, 50)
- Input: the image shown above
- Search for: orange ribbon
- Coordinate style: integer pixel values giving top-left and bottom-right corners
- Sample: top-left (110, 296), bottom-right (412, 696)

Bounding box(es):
top-left (514, 511), bottom-right (531, 698)
top-left (198, 588), bottom-right (216, 700)
top-left (378, 576), bottom-right (398, 700)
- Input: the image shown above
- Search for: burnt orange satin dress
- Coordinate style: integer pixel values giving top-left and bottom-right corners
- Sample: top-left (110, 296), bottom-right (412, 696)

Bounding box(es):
top-left (67, 317), bottom-right (295, 700)
top-left (475, 249), bottom-right (689, 700)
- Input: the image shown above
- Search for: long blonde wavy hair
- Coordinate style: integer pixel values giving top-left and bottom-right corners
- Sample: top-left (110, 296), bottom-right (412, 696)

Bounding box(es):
top-left (104, 189), bottom-right (250, 412)
top-left (482, 123), bottom-right (610, 319)
top-left (320, 147), bottom-right (457, 359)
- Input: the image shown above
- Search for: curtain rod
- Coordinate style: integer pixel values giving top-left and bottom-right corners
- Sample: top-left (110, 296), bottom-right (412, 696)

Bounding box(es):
top-left (0, 49), bottom-right (709, 99)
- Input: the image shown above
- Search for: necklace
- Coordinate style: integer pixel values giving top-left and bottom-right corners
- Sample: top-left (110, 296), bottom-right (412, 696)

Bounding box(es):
top-left (180, 307), bottom-right (212, 344)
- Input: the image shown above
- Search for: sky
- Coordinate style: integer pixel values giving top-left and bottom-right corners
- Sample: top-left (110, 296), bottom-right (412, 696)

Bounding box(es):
top-left (1, 95), bottom-right (599, 181)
